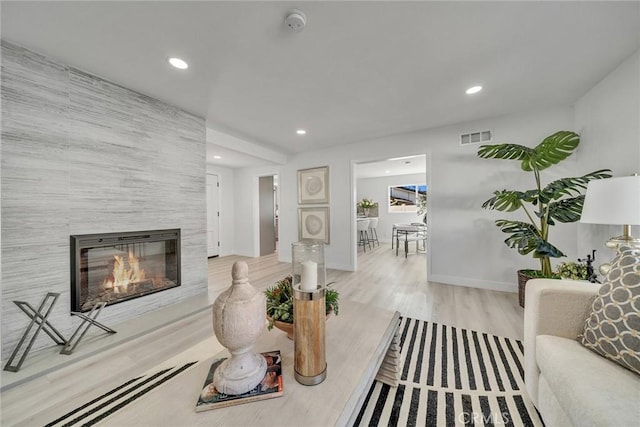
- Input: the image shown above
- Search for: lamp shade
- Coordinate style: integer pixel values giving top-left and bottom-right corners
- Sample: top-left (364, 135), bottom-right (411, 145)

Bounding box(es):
top-left (581, 176), bottom-right (640, 225)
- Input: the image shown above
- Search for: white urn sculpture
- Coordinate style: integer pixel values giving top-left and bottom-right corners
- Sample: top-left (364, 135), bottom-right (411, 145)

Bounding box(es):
top-left (212, 261), bottom-right (267, 395)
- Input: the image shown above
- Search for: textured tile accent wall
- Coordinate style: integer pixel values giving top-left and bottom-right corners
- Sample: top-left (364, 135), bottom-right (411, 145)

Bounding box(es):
top-left (1, 41), bottom-right (207, 359)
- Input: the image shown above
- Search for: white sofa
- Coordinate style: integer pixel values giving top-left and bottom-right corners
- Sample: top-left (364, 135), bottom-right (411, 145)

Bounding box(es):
top-left (524, 278), bottom-right (640, 427)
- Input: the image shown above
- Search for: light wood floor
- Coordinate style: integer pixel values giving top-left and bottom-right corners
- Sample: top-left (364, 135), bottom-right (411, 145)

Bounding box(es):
top-left (0, 243), bottom-right (523, 426)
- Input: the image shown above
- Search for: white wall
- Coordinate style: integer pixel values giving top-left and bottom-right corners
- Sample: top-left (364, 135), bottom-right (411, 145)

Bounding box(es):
top-left (575, 50), bottom-right (640, 263)
top-left (278, 106), bottom-right (576, 291)
top-left (207, 164), bottom-right (235, 257)
top-left (225, 52), bottom-right (640, 294)
top-left (357, 173), bottom-right (426, 242)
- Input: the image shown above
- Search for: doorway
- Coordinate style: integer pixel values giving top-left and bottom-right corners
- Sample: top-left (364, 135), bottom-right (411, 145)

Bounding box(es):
top-left (353, 154), bottom-right (429, 270)
top-left (259, 175), bottom-right (278, 256)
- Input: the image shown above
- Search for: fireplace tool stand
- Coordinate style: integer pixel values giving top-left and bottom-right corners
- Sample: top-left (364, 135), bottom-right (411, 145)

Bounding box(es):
top-left (61, 302), bottom-right (116, 355)
top-left (4, 293), bottom-right (116, 372)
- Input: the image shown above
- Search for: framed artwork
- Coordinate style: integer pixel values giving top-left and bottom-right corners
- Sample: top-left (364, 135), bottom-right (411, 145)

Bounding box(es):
top-left (298, 207), bottom-right (330, 244)
top-left (298, 166), bottom-right (330, 204)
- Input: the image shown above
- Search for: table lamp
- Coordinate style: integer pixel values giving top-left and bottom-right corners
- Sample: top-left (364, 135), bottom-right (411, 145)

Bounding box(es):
top-left (580, 174), bottom-right (640, 273)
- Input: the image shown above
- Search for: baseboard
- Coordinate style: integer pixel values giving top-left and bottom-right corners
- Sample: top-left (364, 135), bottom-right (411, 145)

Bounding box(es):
top-left (429, 274), bottom-right (517, 293)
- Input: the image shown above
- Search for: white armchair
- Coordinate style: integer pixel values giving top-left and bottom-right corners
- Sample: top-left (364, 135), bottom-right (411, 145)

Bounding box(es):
top-left (524, 278), bottom-right (640, 426)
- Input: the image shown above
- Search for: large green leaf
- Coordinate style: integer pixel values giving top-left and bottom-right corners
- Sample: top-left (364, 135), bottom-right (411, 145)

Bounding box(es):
top-left (540, 169), bottom-right (612, 203)
top-left (522, 131), bottom-right (580, 172)
top-left (477, 144), bottom-right (535, 161)
top-left (481, 190), bottom-right (526, 212)
top-left (495, 219), bottom-right (565, 258)
top-left (495, 220), bottom-right (540, 255)
top-left (548, 196), bottom-right (584, 224)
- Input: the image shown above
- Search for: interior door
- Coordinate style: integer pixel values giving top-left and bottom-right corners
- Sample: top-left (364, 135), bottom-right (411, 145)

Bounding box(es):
top-left (259, 176), bottom-right (276, 256)
top-left (206, 173), bottom-right (219, 257)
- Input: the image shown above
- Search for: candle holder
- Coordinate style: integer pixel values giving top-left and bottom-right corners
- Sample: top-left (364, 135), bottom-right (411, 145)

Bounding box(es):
top-left (292, 241), bottom-right (327, 385)
top-left (292, 241), bottom-right (326, 291)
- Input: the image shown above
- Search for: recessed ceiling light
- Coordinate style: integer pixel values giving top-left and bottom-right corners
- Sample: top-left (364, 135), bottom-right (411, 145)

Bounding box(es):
top-left (213, 155), bottom-right (221, 159)
top-left (296, 129), bottom-right (307, 135)
top-left (466, 85), bottom-right (483, 95)
top-left (385, 170), bottom-right (391, 174)
top-left (168, 57), bottom-right (188, 70)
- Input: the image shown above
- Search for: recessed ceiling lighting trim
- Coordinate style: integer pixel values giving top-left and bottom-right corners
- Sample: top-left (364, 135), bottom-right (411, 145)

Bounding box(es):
top-left (168, 57), bottom-right (189, 70)
top-left (466, 85), bottom-right (483, 95)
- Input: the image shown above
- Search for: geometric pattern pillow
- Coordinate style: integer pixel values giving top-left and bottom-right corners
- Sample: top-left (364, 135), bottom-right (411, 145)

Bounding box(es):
top-left (579, 245), bottom-right (640, 375)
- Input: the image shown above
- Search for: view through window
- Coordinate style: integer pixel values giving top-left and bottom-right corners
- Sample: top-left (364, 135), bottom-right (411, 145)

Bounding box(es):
top-left (389, 184), bottom-right (427, 213)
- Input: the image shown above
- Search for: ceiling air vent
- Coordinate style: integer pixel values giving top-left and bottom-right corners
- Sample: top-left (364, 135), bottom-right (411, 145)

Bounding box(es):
top-left (460, 130), bottom-right (492, 146)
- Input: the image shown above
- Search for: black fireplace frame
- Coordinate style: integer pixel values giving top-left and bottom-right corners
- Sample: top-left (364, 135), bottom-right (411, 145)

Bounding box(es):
top-left (70, 229), bottom-right (181, 312)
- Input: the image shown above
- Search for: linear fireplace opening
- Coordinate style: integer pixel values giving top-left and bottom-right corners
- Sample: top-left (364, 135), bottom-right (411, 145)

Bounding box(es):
top-left (70, 229), bottom-right (181, 312)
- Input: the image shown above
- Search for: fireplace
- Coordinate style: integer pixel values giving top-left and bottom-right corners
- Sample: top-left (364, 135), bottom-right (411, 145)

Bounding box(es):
top-left (70, 229), bottom-right (181, 312)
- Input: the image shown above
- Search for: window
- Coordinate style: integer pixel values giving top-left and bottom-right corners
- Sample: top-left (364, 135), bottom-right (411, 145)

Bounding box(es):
top-left (389, 184), bottom-right (427, 213)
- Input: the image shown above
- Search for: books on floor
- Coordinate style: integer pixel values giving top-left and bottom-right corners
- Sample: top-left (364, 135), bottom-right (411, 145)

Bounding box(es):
top-left (195, 350), bottom-right (283, 412)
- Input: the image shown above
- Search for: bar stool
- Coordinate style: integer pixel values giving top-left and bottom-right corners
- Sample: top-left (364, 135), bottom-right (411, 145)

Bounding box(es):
top-left (357, 219), bottom-right (371, 252)
top-left (367, 218), bottom-right (379, 247)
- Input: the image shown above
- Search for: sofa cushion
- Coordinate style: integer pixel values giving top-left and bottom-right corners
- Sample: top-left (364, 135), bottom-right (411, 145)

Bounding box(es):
top-left (537, 376), bottom-right (572, 427)
top-left (580, 245), bottom-right (640, 375)
top-left (537, 335), bottom-right (640, 427)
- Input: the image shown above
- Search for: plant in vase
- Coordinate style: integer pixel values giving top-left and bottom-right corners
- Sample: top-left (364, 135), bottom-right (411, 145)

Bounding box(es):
top-left (265, 275), bottom-right (339, 339)
top-left (357, 198), bottom-right (376, 217)
top-left (477, 130), bottom-right (611, 306)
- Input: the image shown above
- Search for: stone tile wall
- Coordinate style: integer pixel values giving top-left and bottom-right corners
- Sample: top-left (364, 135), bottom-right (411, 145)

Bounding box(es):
top-left (1, 41), bottom-right (207, 359)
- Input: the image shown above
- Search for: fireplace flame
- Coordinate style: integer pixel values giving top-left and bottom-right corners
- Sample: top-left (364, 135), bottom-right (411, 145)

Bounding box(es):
top-left (103, 251), bottom-right (146, 293)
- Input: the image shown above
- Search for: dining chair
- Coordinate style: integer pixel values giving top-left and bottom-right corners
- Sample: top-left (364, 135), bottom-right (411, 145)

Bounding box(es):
top-left (396, 224), bottom-right (427, 257)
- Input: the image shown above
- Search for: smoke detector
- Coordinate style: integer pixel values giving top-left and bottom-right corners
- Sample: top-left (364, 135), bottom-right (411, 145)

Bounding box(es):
top-left (285, 9), bottom-right (307, 32)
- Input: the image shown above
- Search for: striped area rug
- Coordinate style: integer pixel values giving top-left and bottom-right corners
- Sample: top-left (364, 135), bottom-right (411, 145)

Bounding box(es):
top-left (355, 318), bottom-right (543, 427)
top-left (44, 361), bottom-right (198, 427)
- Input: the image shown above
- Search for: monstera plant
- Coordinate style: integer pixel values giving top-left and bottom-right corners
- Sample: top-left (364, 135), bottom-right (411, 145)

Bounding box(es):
top-left (478, 131), bottom-right (611, 282)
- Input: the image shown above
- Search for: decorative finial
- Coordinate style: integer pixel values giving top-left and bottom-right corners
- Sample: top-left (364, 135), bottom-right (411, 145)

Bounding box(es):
top-left (231, 261), bottom-right (249, 284)
top-left (211, 260), bottom-right (267, 394)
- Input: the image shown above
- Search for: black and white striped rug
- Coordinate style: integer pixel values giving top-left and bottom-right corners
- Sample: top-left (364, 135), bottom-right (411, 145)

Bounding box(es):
top-left (44, 361), bottom-right (198, 427)
top-left (355, 318), bottom-right (543, 426)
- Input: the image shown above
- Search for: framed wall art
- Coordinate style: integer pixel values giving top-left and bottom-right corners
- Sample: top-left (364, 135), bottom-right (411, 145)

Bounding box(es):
top-left (298, 207), bottom-right (330, 244)
top-left (298, 166), bottom-right (330, 204)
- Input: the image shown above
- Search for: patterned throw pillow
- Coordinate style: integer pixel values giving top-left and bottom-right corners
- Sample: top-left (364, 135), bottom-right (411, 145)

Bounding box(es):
top-left (580, 245), bottom-right (640, 375)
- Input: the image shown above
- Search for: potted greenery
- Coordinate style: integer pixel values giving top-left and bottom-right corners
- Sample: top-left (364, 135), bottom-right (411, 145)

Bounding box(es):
top-left (265, 275), bottom-right (339, 339)
top-left (556, 261), bottom-right (588, 281)
top-left (357, 198), bottom-right (376, 217)
top-left (477, 130), bottom-right (611, 306)
top-left (417, 193), bottom-right (427, 224)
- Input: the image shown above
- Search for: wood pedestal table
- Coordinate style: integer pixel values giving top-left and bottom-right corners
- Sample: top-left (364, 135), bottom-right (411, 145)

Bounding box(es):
top-left (103, 300), bottom-right (400, 426)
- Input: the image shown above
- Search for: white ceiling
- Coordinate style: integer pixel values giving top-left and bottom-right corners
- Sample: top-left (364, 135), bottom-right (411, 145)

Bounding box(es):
top-left (2, 1), bottom-right (639, 164)
top-left (356, 155), bottom-right (426, 179)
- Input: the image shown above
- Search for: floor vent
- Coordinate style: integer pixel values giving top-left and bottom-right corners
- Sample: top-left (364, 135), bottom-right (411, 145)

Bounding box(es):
top-left (460, 130), bottom-right (492, 146)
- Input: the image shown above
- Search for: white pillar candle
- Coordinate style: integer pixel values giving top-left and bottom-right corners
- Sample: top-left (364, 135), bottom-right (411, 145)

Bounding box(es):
top-left (300, 260), bottom-right (318, 291)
